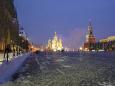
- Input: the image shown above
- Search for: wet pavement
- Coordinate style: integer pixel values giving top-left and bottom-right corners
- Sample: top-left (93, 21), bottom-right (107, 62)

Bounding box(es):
top-left (2, 52), bottom-right (115, 86)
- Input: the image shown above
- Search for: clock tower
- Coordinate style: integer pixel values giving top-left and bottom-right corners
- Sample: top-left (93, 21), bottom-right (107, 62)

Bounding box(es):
top-left (82, 21), bottom-right (96, 51)
top-left (86, 21), bottom-right (96, 43)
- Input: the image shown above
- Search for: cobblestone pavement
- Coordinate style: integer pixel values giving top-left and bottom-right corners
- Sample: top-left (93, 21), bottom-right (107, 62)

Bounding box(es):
top-left (2, 52), bottom-right (115, 86)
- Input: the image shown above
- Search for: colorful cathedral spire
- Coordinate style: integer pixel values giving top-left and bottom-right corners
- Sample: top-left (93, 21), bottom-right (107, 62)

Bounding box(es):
top-left (47, 32), bottom-right (63, 51)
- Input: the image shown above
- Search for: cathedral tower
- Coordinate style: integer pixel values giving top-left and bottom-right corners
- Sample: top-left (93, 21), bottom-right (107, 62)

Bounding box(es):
top-left (47, 32), bottom-right (63, 51)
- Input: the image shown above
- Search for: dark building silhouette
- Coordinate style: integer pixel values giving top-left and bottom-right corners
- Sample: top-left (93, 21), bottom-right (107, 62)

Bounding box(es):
top-left (0, 0), bottom-right (19, 51)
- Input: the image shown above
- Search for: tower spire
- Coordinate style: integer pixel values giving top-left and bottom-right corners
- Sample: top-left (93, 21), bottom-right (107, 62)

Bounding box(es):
top-left (54, 32), bottom-right (57, 36)
top-left (87, 21), bottom-right (93, 36)
top-left (86, 21), bottom-right (96, 43)
top-left (82, 21), bottom-right (96, 51)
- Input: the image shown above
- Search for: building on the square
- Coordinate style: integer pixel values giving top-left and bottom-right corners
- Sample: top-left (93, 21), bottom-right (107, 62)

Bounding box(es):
top-left (0, 0), bottom-right (19, 52)
top-left (99, 36), bottom-right (115, 51)
top-left (82, 21), bottom-right (96, 51)
top-left (47, 32), bottom-right (63, 52)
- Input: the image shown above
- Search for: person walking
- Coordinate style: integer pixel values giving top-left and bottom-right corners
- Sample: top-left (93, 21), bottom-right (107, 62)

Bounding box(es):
top-left (13, 47), bottom-right (15, 56)
top-left (4, 44), bottom-right (11, 62)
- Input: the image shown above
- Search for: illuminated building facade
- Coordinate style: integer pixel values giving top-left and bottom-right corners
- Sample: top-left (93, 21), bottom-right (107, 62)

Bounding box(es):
top-left (83, 22), bottom-right (96, 51)
top-left (99, 36), bottom-right (115, 51)
top-left (0, 0), bottom-right (19, 52)
top-left (47, 32), bottom-right (63, 51)
top-left (82, 35), bottom-right (115, 52)
top-left (80, 21), bottom-right (115, 52)
top-left (100, 36), bottom-right (115, 43)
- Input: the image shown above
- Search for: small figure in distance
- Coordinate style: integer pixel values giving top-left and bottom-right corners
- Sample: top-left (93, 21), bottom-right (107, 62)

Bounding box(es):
top-left (35, 50), bottom-right (41, 54)
top-left (4, 44), bottom-right (12, 62)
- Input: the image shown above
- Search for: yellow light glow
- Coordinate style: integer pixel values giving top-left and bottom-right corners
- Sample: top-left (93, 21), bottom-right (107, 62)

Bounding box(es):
top-left (79, 47), bottom-right (83, 51)
top-left (47, 32), bottom-right (63, 51)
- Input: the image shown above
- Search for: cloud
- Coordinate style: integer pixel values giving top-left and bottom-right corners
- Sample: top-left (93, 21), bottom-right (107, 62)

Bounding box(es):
top-left (61, 28), bottom-right (86, 50)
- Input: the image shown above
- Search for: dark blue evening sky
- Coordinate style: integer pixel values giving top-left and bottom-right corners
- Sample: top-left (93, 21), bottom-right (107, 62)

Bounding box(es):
top-left (14, 0), bottom-right (115, 49)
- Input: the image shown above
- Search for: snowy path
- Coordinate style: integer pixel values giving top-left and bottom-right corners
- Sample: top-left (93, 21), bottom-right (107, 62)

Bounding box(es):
top-left (0, 53), bottom-right (30, 84)
top-left (0, 53), bottom-right (14, 65)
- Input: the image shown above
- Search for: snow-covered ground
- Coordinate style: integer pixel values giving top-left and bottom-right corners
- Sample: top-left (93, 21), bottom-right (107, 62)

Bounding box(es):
top-left (0, 53), bottom-right (30, 84)
top-left (1, 52), bottom-right (115, 86)
top-left (0, 53), bottom-right (14, 65)
top-left (0, 53), bottom-right (22, 65)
